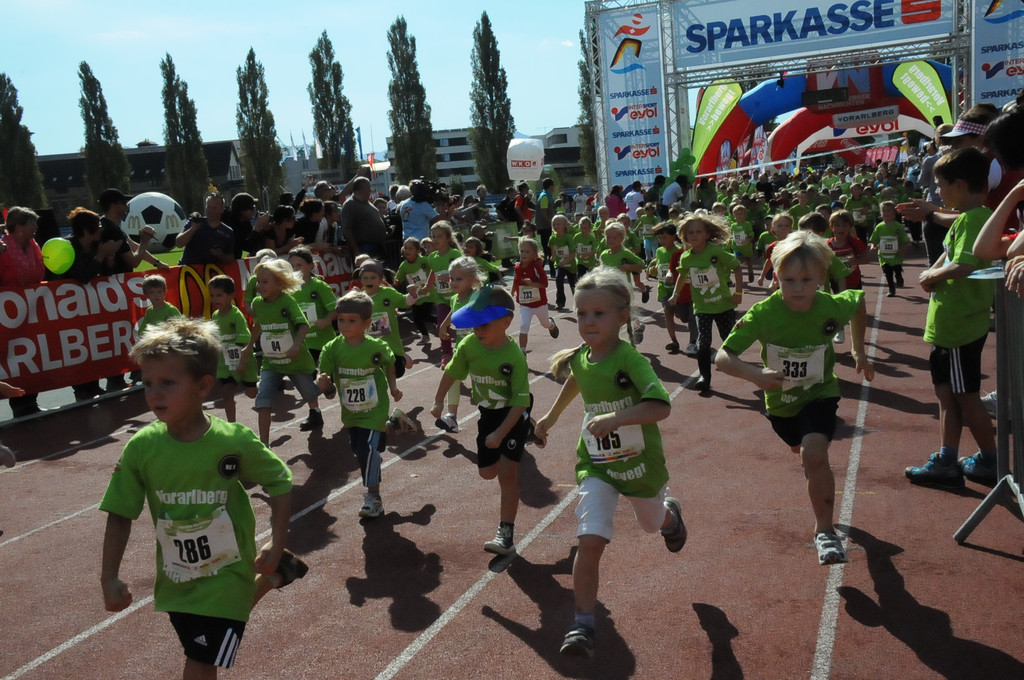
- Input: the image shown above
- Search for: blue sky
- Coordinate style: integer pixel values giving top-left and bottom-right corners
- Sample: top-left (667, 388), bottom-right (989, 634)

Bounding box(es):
top-left (5, 0), bottom-right (590, 157)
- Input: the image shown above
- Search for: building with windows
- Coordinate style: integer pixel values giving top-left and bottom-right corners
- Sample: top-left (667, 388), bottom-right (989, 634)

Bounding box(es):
top-left (386, 126), bottom-right (584, 192)
top-left (37, 140), bottom-right (244, 220)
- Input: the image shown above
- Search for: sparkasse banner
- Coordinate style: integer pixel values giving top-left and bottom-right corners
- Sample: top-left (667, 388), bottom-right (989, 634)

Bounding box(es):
top-left (972, 1), bottom-right (1024, 110)
top-left (599, 7), bottom-right (667, 184)
top-left (674, 0), bottom-right (955, 68)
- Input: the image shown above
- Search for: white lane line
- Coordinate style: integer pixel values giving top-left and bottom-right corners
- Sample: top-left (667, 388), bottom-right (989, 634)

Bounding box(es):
top-left (811, 285), bottom-right (885, 680)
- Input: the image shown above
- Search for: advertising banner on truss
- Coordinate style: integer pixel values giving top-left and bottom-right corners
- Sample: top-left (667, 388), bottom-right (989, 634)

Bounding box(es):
top-left (598, 6), bottom-right (667, 185)
top-left (972, 1), bottom-right (1024, 110)
top-left (673, 0), bottom-right (956, 69)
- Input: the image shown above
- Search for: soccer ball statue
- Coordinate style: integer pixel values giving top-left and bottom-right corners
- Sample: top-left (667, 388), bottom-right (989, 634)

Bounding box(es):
top-left (124, 192), bottom-right (186, 251)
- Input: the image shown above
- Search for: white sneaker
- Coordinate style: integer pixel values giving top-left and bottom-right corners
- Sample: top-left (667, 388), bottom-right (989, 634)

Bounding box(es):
top-left (435, 413), bottom-right (459, 433)
top-left (833, 329), bottom-right (846, 344)
top-left (359, 493), bottom-right (384, 518)
top-left (981, 391), bottom-right (999, 419)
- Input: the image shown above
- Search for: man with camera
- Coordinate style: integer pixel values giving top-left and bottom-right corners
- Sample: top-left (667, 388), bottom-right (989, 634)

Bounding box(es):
top-left (399, 179), bottom-right (443, 241)
top-left (340, 176), bottom-right (387, 260)
top-left (176, 192), bottom-right (236, 266)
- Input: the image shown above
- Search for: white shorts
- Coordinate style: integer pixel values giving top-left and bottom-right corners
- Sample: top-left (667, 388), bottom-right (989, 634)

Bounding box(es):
top-left (519, 305), bottom-right (552, 335)
top-left (575, 475), bottom-right (668, 542)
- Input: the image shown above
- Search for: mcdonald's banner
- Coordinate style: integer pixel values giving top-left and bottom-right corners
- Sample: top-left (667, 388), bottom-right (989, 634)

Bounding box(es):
top-left (0, 252), bottom-right (353, 395)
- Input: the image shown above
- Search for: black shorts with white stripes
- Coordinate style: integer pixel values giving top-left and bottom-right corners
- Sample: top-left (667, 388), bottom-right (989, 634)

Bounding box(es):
top-left (169, 611), bottom-right (246, 668)
top-left (929, 333), bottom-right (988, 394)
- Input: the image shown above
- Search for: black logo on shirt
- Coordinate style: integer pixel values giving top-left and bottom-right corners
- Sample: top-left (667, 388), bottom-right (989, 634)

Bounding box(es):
top-left (500, 363), bottom-right (513, 376)
top-left (383, 298), bottom-right (391, 307)
top-left (218, 455), bottom-right (240, 479)
top-left (614, 370), bottom-right (634, 390)
top-left (372, 352), bottom-right (382, 365)
top-left (823, 319), bottom-right (838, 336)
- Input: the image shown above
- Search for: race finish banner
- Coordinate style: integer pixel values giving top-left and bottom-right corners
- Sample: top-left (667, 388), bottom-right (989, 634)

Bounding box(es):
top-left (598, 7), bottom-right (667, 185)
top-left (0, 252), bottom-right (353, 395)
top-left (972, 1), bottom-right (1024, 110)
top-left (674, 0), bottom-right (955, 68)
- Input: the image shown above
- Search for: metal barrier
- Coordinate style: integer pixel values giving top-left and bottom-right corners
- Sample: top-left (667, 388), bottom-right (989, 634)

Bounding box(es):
top-left (955, 279), bottom-right (1024, 544)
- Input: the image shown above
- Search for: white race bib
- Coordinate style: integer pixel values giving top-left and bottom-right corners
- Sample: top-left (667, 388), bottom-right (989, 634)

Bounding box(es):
top-left (577, 244), bottom-right (593, 256)
top-left (581, 412), bottom-right (644, 463)
top-left (554, 245), bottom-right (571, 259)
top-left (879, 235), bottom-right (899, 255)
top-left (406, 269), bottom-right (427, 287)
top-left (370, 312), bottom-right (392, 338)
top-left (262, 331), bottom-right (293, 359)
top-left (689, 266), bottom-right (721, 294)
top-left (156, 506), bottom-right (240, 583)
top-left (519, 286), bottom-right (536, 304)
top-left (766, 344), bottom-right (827, 390)
top-left (732, 229), bottom-right (748, 246)
top-left (436, 271), bottom-right (452, 295)
top-left (300, 302), bottom-right (318, 324)
top-left (658, 263), bottom-right (672, 283)
top-left (852, 210), bottom-right (865, 222)
top-left (222, 345), bottom-right (242, 371)
top-left (340, 376), bottom-right (378, 412)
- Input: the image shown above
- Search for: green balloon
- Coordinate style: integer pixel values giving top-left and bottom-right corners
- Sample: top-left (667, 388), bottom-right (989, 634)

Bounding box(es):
top-left (42, 238), bottom-right (75, 276)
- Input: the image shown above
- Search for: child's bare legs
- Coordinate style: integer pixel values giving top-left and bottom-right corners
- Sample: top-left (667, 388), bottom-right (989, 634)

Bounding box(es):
top-left (183, 657), bottom-right (217, 680)
top-left (519, 332), bottom-right (529, 349)
top-left (937, 384), bottom-right (996, 452)
top-left (800, 433), bottom-right (835, 534)
top-left (480, 457), bottom-right (520, 525)
top-left (572, 535), bottom-right (607, 617)
top-left (257, 407), bottom-right (271, 445)
top-left (223, 385), bottom-right (237, 423)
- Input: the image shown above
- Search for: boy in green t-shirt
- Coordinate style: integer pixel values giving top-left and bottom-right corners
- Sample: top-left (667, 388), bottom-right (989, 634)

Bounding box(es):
top-left (728, 203), bottom-right (756, 283)
top-left (717, 231), bottom-right (874, 566)
top-left (132, 274), bottom-right (182, 384)
top-left (549, 214), bottom-right (578, 310)
top-left (868, 200), bottom-right (911, 297)
top-left (431, 285), bottom-right (533, 557)
top-left (209, 275), bottom-right (259, 424)
top-left (905, 147), bottom-right (998, 486)
top-left (100, 317), bottom-right (306, 680)
top-left (317, 290), bottom-right (402, 518)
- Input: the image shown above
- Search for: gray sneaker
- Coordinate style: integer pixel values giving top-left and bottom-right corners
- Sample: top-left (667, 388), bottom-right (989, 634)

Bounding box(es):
top-left (814, 531), bottom-right (847, 565)
top-left (483, 524), bottom-right (516, 556)
top-left (905, 453), bottom-right (965, 487)
top-left (980, 391), bottom-right (999, 419)
top-left (358, 494), bottom-right (384, 518)
top-left (560, 624), bottom-right (596, 658)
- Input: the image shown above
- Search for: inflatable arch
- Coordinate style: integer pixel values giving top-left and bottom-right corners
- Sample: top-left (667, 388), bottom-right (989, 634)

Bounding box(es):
top-left (694, 61), bottom-right (953, 175)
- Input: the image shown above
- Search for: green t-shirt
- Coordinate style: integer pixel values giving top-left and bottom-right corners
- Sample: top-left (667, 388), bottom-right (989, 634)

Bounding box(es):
top-left (444, 334), bottom-right (530, 410)
top-left (396, 256), bottom-right (432, 305)
top-left (291, 277), bottom-right (338, 351)
top-left (575, 233), bottom-right (599, 268)
top-left (722, 289), bottom-right (863, 417)
top-left (654, 244), bottom-right (681, 299)
top-left (637, 214), bottom-right (659, 240)
top-left (251, 293), bottom-right (316, 374)
top-left (137, 303), bottom-right (181, 340)
top-left (448, 292), bottom-right (476, 345)
top-left (425, 249), bottom-right (463, 304)
top-left (728, 220), bottom-right (756, 258)
top-left (369, 286), bottom-right (409, 357)
top-left (549, 232), bottom-right (578, 273)
top-left (318, 335), bottom-right (395, 430)
top-left (924, 206), bottom-right (995, 348)
top-left (788, 204), bottom-right (813, 222)
top-left (675, 244), bottom-right (740, 314)
top-left (99, 417), bottom-right (291, 622)
top-left (570, 341), bottom-right (670, 498)
top-left (474, 257), bottom-right (501, 276)
top-left (599, 247), bottom-right (645, 270)
top-left (243, 275), bottom-right (259, 308)
top-left (869, 221), bottom-right (911, 265)
top-left (212, 305), bottom-right (258, 382)
top-left (756, 230), bottom-right (777, 254)
top-left (844, 196), bottom-right (875, 226)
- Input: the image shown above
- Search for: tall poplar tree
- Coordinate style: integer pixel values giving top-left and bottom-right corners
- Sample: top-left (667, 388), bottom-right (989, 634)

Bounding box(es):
top-left (236, 48), bottom-right (283, 200)
top-left (308, 31), bottom-right (355, 171)
top-left (468, 12), bottom-right (515, 190)
top-left (577, 30), bottom-right (598, 184)
top-left (0, 74), bottom-right (46, 208)
top-left (160, 54), bottom-right (208, 212)
top-left (386, 16), bottom-right (436, 182)
top-left (78, 61), bottom-right (131, 203)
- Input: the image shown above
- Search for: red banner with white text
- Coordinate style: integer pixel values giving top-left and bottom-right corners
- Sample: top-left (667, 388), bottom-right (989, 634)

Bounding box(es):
top-left (0, 253), bottom-right (352, 394)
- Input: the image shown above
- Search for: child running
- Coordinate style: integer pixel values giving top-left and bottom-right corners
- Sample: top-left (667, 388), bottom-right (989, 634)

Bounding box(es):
top-left (317, 290), bottom-right (402, 518)
top-left (288, 247), bottom-right (338, 430)
top-left (238, 259), bottom-right (323, 445)
top-left (716, 231), bottom-right (874, 565)
top-left (100, 317), bottom-right (307, 680)
top-left (650, 223), bottom-right (687, 353)
top-left (598, 223), bottom-right (648, 344)
top-left (673, 213), bottom-right (744, 393)
top-left (435, 256), bottom-right (485, 433)
top-left (395, 237), bottom-right (433, 341)
top-left (511, 237), bottom-right (559, 349)
top-left (430, 285), bottom-right (533, 557)
top-left (549, 214), bottom-right (578, 310)
top-left (209, 275), bottom-right (259, 423)
top-left (534, 267), bottom-right (686, 659)
top-left (424, 222), bottom-right (463, 366)
top-left (137, 275), bottom-right (182, 339)
top-left (868, 201), bottom-right (911, 297)
top-left (359, 260), bottom-right (416, 379)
